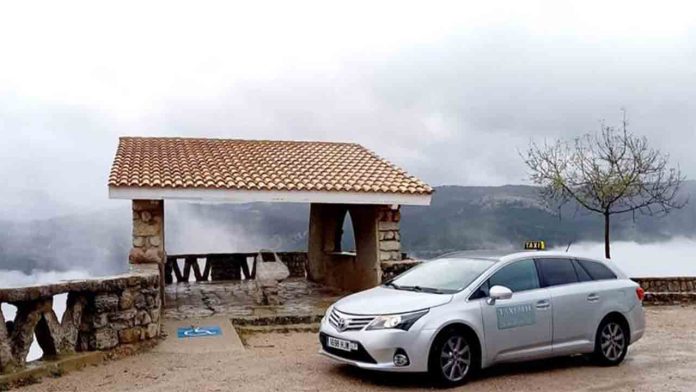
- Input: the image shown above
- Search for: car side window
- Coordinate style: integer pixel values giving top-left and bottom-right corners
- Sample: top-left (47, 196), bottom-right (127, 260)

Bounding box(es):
top-left (488, 259), bottom-right (541, 293)
top-left (572, 259), bottom-right (593, 282)
top-left (578, 260), bottom-right (617, 280)
top-left (536, 258), bottom-right (578, 287)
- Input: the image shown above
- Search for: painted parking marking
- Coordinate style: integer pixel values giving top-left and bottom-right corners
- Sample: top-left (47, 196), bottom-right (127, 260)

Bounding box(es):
top-left (177, 325), bottom-right (223, 339)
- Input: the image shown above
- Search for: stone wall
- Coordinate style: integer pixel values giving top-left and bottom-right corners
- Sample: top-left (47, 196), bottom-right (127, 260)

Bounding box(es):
top-left (0, 264), bottom-right (161, 374)
top-left (83, 270), bottom-right (162, 350)
top-left (378, 206), bottom-right (402, 263)
top-left (633, 277), bottom-right (696, 293)
top-left (633, 277), bottom-right (696, 304)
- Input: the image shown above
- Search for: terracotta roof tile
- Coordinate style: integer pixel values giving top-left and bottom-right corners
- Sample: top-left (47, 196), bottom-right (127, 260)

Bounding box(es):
top-left (108, 137), bottom-right (432, 195)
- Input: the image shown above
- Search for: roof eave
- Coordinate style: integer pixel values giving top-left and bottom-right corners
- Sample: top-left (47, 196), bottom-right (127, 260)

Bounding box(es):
top-left (108, 186), bottom-right (432, 206)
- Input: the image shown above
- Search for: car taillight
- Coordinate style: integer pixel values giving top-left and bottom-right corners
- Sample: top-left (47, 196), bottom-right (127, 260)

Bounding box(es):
top-left (636, 287), bottom-right (645, 301)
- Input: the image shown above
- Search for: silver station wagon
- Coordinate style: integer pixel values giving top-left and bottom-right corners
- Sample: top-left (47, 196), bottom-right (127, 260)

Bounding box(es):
top-left (319, 248), bottom-right (646, 386)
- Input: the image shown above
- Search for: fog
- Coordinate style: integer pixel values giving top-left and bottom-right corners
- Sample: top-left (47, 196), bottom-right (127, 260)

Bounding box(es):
top-left (165, 202), bottom-right (279, 255)
top-left (0, 207), bottom-right (132, 275)
top-left (1, 0), bottom-right (695, 369)
top-left (0, 201), bottom-right (309, 275)
top-left (1, 1), bottom-right (696, 222)
top-left (0, 2), bottom-right (694, 276)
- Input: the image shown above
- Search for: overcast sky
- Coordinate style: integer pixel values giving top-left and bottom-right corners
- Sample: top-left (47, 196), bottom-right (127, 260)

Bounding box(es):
top-left (1, 1), bottom-right (695, 220)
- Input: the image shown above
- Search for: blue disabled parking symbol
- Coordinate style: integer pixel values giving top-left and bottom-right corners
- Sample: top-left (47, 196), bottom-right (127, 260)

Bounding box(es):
top-left (177, 325), bottom-right (222, 339)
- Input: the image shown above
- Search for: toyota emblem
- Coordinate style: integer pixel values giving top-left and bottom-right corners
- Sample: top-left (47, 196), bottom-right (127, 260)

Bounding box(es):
top-left (337, 317), bottom-right (347, 331)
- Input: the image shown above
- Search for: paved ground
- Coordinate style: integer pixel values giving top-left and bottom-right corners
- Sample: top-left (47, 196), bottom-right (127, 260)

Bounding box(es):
top-left (164, 278), bottom-right (344, 320)
top-left (18, 306), bottom-right (696, 391)
top-left (154, 317), bottom-right (244, 355)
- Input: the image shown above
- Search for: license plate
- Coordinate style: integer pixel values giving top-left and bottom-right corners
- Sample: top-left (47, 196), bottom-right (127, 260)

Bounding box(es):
top-left (327, 336), bottom-right (358, 352)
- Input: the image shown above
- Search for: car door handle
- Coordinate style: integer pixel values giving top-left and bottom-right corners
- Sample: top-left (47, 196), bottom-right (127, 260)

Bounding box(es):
top-left (587, 293), bottom-right (600, 302)
top-left (535, 300), bottom-right (551, 309)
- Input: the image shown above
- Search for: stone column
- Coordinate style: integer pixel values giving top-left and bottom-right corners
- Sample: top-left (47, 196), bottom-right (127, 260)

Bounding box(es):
top-left (307, 203), bottom-right (401, 292)
top-left (129, 200), bottom-right (165, 265)
top-left (378, 205), bottom-right (401, 262)
top-left (129, 200), bottom-right (165, 308)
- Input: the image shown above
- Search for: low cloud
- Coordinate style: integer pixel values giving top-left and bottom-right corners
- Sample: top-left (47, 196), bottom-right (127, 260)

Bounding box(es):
top-left (165, 202), bottom-right (284, 255)
top-left (1, 3), bottom-right (695, 221)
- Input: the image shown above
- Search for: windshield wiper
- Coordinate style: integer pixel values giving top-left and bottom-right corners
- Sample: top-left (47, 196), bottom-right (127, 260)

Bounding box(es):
top-left (384, 282), bottom-right (401, 289)
top-left (397, 285), bottom-right (445, 294)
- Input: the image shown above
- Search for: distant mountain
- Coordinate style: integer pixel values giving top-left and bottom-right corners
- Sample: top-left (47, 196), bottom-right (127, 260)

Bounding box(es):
top-left (1, 181), bottom-right (694, 274)
top-left (401, 181), bottom-right (696, 258)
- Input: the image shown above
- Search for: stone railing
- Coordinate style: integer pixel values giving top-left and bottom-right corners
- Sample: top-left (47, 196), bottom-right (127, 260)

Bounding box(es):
top-left (165, 252), bottom-right (308, 283)
top-left (0, 264), bottom-right (161, 374)
top-left (166, 251), bottom-right (419, 285)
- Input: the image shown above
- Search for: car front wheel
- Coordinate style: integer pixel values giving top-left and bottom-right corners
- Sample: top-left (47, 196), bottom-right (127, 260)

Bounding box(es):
top-left (428, 329), bottom-right (477, 387)
top-left (593, 318), bottom-right (629, 366)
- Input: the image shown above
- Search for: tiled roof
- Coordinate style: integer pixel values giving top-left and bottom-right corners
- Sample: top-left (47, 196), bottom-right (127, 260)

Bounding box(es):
top-left (108, 137), bottom-right (432, 195)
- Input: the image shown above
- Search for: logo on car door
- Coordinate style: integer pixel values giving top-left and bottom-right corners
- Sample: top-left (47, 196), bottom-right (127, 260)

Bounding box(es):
top-left (496, 303), bottom-right (536, 329)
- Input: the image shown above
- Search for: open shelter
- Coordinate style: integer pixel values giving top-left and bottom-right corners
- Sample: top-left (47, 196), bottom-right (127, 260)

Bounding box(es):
top-left (108, 137), bottom-right (432, 292)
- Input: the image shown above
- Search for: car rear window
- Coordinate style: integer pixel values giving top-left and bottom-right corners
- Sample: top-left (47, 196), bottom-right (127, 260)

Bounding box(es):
top-left (577, 260), bottom-right (617, 280)
top-left (536, 258), bottom-right (578, 287)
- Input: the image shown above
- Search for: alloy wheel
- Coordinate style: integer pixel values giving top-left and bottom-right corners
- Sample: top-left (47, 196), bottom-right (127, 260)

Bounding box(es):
top-left (440, 335), bottom-right (471, 382)
top-left (600, 322), bottom-right (626, 361)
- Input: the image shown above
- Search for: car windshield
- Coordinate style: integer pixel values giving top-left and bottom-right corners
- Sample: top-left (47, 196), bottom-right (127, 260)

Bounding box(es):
top-left (386, 257), bottom-right (495, 294)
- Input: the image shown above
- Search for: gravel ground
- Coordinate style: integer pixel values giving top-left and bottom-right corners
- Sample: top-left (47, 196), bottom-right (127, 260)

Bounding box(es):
top-left (18, 306), bottom-right (696, 392)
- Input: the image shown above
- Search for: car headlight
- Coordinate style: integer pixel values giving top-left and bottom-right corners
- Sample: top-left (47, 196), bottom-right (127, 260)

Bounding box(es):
top-left (366, 309), bottom-right (429, 331)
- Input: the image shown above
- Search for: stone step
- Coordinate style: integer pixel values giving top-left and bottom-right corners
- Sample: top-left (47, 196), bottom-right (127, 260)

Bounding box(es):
top-left (230, 313), bottom-right (323, 326)
top-left (234, 323), bottom-right (320, 335)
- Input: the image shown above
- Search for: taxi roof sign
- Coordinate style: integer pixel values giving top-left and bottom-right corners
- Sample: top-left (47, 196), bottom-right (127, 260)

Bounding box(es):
top-left (524, 241), bottom-right (546, 250)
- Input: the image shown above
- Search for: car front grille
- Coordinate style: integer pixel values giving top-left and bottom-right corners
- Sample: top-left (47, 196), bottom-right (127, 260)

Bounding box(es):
top-left (328, 308), bottom-right (375, 332)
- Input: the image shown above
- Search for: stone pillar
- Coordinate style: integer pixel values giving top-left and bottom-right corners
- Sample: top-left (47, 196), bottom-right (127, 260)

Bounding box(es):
top-left (129, 200), bottom-right (165, 308)
top-left (129, 200), bottom-right (165, 265)
top-left (378, 205), bottom-right (401, 262)
top-left (307, 203), bottom-right (399, 292)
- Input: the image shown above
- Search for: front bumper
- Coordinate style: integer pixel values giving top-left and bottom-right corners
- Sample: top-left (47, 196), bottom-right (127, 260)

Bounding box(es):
top-left (318, 316), bottom-right (433, 372)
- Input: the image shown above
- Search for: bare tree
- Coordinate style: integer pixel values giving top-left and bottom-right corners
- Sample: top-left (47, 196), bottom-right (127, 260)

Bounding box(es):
top-left (522, 114), bottom-right (687, 258)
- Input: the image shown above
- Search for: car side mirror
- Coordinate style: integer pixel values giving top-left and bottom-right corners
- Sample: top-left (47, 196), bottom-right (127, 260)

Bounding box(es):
top-left (487, 285), bottom-right (513, 305)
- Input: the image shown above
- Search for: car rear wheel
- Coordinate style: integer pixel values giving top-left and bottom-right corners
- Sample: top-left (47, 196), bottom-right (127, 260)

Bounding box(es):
top-left (428, 329), bottom-right (478, 387)
top-left (593, 318), bottom-right (628, 366)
